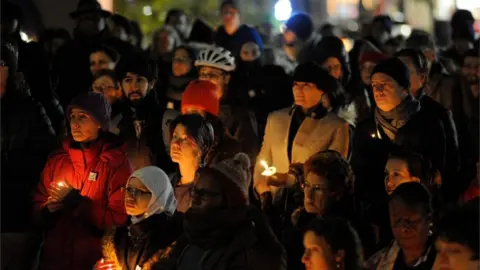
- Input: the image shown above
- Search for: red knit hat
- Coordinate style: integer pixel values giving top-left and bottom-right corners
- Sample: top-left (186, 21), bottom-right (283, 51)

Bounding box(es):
top-left (181, 80), bottom-right (220, 117)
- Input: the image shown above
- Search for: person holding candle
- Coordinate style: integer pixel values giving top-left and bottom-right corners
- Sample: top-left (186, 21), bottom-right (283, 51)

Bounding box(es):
top-left (93, 166), bottom-right (182, 270)
top-left (32, 92), bottom-right (133, 270)
top-left (253, 62), bottom-right (350, 209)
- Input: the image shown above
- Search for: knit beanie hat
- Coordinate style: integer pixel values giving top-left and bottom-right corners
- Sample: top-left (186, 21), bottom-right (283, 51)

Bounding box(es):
top-left (405, 32), bottom-right (435, 51)
top-left (293, 62), bottom-right (340, 95)
top-left (211, 153), bottom-right (251, 206)
top-left (360, 40), bottom-right (388, 65)
top-left (67, 92), bottom-right (111, 131)
top-left (115, 52), bottom-right (157, 82)
top-left (372, 15), bottom-right (393, 33)
top-left (181, 80), bottom-right (220, 116)
top-left (451, 9), bottom-right (475, 42)
top-left (285, 13), bottom-right (314, 42)
top-left (371, 58), bottom-right (411, 90)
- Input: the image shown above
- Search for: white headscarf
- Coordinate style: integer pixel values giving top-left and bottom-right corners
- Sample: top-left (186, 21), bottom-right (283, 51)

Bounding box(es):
top-left (129, 166), bottom-right (177, 224)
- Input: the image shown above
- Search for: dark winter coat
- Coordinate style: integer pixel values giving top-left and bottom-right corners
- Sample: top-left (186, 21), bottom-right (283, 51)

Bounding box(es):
top-left (214, 25), bottom-right (263, 57)
top-left (218, 103), bottom-right (259, 163)
top-left (1, 85), bottom-right (57, 232)
top-left (117, 91), bottom-right (175, 174)
top-left (154, 207), bottom-right (287, 270)
top-left (52, 30), bottom-right (133, 107)
top-left (33, 134), bottom-right (132, 270)
top-left (418, 94), bottom-right (462, 201)
top-left (351, 108), bottom-right (446, 225)
top-left (102, 213), bottom-right (184, 270)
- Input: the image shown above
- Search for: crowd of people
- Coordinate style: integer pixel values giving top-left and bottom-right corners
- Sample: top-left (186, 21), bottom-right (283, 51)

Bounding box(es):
top-left (1, 0), bottom-right (479, 269)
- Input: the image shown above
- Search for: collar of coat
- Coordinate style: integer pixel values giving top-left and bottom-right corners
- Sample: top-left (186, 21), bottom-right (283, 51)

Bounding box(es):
top-left (288, 104), bottom-right (327, 120)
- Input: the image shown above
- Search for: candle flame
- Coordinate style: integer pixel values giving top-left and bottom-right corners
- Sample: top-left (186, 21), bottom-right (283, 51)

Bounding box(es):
top-left (57, 182), bottom-right (65, 187)
top-left (371, 133), bottom-right (376, 138)
top-left (260, 160), bottom-right (277, 176)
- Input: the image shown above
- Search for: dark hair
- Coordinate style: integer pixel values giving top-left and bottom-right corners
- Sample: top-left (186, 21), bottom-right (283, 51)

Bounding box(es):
top-left (92, 69), bottom-right (119, 87)
top-left (40, 28), bottom-right (71, 45)
top-left (115, 52), bottom-right (157, 82)
top-left (169, 114), bottom-right (215, 166)
top-left (220, 0), bottom-right (238, 12)
top-left (165, 9), bottom-right (187, 24)
top-left (437, 197), bottom-right (479, 258)
top-left (130, 20), bottom-right (144, 48)
top-left (109, 14), bottom-right (132, 35)
top-left (90, 44), bottom-right (120, 63)
top-left (303, 150), bottom-right (354, 197)
top-left (173, 45), bottom-right (197, 64)
top-left (389, 182), bottom-right (433, 216)
top-left (388, 150), bottom-right (433, 187)
top-left (395, 48), bottom-right (429, 74)
top-left (305, 218), bottom-right (364, 270)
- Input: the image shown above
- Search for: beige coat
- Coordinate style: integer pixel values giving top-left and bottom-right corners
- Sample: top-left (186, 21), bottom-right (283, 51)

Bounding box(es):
top-left (254, 108), bottom-right (350, 195)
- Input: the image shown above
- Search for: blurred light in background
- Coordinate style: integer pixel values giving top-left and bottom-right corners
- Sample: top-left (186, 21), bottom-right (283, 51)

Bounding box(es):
top-left (457, 0), bottom-right (480, 9)
top-left (347, 20), bottom-right (359, 32)
top-left (275, 0), bottom-right (292, 21)
top-left (400, 24), bottom-right (412, 37)
top-left (143, 5), bottom-right (153, 16)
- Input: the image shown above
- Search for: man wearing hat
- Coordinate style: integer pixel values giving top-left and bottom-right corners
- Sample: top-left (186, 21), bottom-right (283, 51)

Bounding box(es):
top-left (254, 62), bottom-right (350, 207)
top-left (53, 0), bottom-right (133, 108)
top-left (351, 58), bottom-right (446, 221)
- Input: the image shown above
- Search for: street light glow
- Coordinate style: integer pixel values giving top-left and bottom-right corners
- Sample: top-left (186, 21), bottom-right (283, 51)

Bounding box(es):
top-left (275, 0), bottom-right (292, 21)
top-left (143, 5), bottom-right (152, 16)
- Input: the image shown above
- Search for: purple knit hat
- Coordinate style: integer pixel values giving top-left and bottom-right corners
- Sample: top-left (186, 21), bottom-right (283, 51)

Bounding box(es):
top-left (67, 92), bottom-right (111, 131)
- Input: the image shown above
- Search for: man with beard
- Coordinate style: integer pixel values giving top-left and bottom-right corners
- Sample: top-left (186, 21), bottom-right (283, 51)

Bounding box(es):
top-left (115, 53), bottom-right (175, 173)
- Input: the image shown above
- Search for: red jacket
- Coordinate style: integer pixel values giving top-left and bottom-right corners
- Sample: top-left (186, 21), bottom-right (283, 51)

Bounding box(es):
top-left (33, 135), bottom-right (132, 270)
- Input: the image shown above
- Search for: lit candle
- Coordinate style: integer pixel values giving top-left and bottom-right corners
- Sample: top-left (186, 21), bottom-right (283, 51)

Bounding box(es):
top-left (57, 181), bottom-right (65, 187)
top-left (371, 133), bottom-right (376, 138)
top-left (260, 160), bottom-right (277, 176)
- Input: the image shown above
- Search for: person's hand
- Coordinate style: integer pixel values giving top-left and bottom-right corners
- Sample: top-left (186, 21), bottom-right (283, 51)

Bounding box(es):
top-left (93, 259), bottom-right (117, 270)
top-left (266, 173), bottom-right (295, 188)
top-left (46, 196), bottom-right (64, 213)
top-left (49, 181), bottom-right (73, 202)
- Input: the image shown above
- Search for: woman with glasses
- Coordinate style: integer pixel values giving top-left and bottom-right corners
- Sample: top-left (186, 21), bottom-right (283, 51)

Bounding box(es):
top-left (169, 114), bottom-right (215, 213)
top-left (365, 182), bottom-right (437, 269)
top-left (157, 153), bottom-right (287, 270)
top-left (165, 46), bottom-right (197, 110)
top-left (94, 166), bottom-right (181, 270)
top-left (282, 150), bottom-right (375, 270)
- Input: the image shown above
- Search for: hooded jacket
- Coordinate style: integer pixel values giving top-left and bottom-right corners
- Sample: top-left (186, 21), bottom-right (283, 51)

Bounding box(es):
top-left (313, 36), bottom-right (351, 87)
top-left (33, 134), bottom-right (132, 270)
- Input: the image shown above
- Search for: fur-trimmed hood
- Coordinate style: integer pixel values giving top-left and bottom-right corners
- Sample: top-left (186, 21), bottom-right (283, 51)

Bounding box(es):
top-left (336, 102), bottom-right (358, 127)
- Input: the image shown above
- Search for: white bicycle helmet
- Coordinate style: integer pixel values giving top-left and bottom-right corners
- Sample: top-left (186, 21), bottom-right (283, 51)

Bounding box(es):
top-left (195, 46), bottom-right (236, 72)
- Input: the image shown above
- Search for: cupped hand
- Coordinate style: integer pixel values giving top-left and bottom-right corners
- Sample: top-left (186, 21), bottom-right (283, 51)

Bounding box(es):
top-left (49, 181), bottom-right (73, 202)
top-left (93, 259), bottom-right (118, 270)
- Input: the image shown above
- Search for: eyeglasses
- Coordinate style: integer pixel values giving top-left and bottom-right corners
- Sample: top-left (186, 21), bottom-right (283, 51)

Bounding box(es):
top-left (123, 186), bottom-right (151, 197)
top-left (199, 71), bottom-right (224, 80)
top-left (189, 187), bottom-right (222, 200)
top-left (92, 84), bottom-right (117, 93)
top-left (173, 57), bottom-right (190, 63)
top-left (371, 82), bottom-right (394, 92)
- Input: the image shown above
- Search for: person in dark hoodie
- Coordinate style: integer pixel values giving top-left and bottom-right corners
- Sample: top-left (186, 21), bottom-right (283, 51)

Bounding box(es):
top-left (214, 0), bottom-right (264, 58)
top-left (164, 45), bottom-right (197, 111)
top-left (1, 40), bottom-right (57, 270)
top-left (155, 153), bottom-right (287, 270)
top-left (351, 58), bottom-right (446, 247)
top-left (442, 9), bottom-right (476, 70)
top-left (1, 1), bottom-right (65, 136)
top-left (115, 52), bottom-right (174, 173)
top-left (94, 166), bottom-right (182, 270)
top-left (395, 48), bottom-right (462, 202)
top-left (365, 15), bottom-right (393, 53)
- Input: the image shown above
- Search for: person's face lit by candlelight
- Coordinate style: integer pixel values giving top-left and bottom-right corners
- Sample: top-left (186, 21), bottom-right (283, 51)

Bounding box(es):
top-left (69, 108), bottom-right (101, 143)
top-left (124, 177), bottom-right (152, 216)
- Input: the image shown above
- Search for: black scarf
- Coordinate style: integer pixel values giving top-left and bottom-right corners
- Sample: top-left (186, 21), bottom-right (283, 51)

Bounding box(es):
top-left (166, 75), bottom-right (195, 101)
top-left (375, 95), bottom-right (421, 141)
top-left (183, 207), bottom-right (249, 249)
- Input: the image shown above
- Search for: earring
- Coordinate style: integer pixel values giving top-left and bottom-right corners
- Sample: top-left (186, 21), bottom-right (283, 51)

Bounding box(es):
top-left (428, 222), bottom-right (433, 236)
